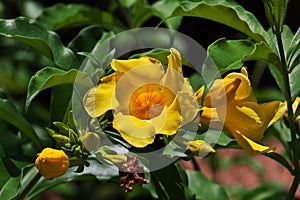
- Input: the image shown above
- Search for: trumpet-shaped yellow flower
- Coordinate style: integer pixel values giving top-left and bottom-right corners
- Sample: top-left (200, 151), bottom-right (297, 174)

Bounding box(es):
top-left (35, 148), bottom-right (69, 179)
top-left (84, 48), bottom-right (198, 148)
top-left (196, 68), bottom-right (286, 155)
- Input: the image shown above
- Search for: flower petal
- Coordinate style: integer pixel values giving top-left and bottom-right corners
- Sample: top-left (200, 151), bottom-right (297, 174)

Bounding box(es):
top-left (226, 70), bottom-right (255, 102)
top-left (83, 74), bottom-right (121, 117)
top-left (167, 48), bottom-right (182, 74)
top-left (233, 131), bottom-right (275, 156)
top-left (111, 56), bottom-right (161, 73)
top-left (113, 112), bottom-right (156, 148)
top-left (161, 48), bottom-right (184, 93)
top-left (200, 106), bottom-right (226, 130)
top-left (152, 97), bottom-right (181, 135)
top-left (115, 64), bottom-right (165, 114)
top-left (260, 101), bottom-right (287, 128)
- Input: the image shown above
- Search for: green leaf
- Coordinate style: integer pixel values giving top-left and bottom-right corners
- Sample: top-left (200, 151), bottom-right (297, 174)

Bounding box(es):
top-left (0, 164), bottom-right (35, 200)
top-left (25, 159), bottom-right (118, 199)
top-left (287, 27), bottom-right (300, 63)
top-left (170, 0), bottom-right (271, 43)
top-left (37, 3), bottom-right (125, 31)
top-left (0, 173), bottom-right (21, 200)
top-left (263, 0), bottom-right (288, 33)
top-left (132, 0), bottom-right (153, 28)
top-left (152, 0), bottom-right (183, 29)
top-left (26, 67), bottom-right (89, 111)
top-left (0, 98), bottom-right (41, 148)
top-left (68, 25), bottom-right (104, 53)
top-left (50, 85), bottom-right (72, 122)
top-left (206, 38), bottom-right (281, 86)
top-left (0, 17), bottom-right (79, 69)
top-left (289, 64), bottom-right (300, 102)
top-left (187, 170), bottom-right (229, 200)
top-left (150, 163), bottom-right (194, 200)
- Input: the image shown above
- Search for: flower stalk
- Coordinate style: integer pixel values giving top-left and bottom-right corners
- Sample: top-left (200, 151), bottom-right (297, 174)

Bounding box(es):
top-left (276, 32), bottom-right (300, 199)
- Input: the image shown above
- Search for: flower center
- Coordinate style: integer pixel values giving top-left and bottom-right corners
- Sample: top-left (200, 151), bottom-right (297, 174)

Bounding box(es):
top-left (129, 83), bottom-right (175, 120)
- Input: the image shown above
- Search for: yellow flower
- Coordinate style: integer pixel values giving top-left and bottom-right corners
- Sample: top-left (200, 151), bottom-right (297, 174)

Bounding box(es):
top-left (285, 96), bottom-right (300, 130)
top-left (196, 68), bottom-right (286, 155)
top-left (84, 48), bottom-right (198, 148)
top-left (35, 148), bottom-right (69, 179)
top-left (186, 140), bottom-right (215, 156)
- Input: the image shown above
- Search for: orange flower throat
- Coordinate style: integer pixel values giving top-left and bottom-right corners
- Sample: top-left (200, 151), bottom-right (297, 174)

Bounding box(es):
top-left (129, 83), bottom-right (175, 120)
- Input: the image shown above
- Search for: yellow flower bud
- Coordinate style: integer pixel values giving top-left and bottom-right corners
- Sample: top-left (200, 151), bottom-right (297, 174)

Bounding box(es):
top-left (81, 132), bottom-right (100, 151)
top-left (186, 140), bottom-right (215, 156)
top-left (35, 148), bottom-right (69, 179)
top-left (105, 154), bottom-right (127, 164)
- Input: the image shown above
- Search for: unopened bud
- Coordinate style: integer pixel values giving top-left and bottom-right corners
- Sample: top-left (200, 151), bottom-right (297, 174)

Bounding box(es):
top-left (81, 132), bottom-right (100, 151)
top-left (35, 148), bottom-right (69, 179)
top-left (186, 140), bottom-right (215, 157)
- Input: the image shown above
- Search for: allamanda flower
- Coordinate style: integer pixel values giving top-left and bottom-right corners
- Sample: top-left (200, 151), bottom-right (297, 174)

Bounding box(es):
top-left (196, 67), bottom-right (286, 155)
top-left (84, 48), bottom-right (198, 148)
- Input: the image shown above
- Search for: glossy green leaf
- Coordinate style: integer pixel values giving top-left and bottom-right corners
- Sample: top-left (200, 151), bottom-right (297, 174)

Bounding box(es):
top-left (266, 26), bottom-right (294, 56)
top-left (186, 170), bottom-right (229, 200)
top-left (132, 0), bottom-right (153, 28)
top-left (0, 98), bottom-right (41, 148)
top-left (0, 173), bottom-right (21, 200)
top-left (170, 0), bottom-right (271, 43)
top-left (206, 38), bottom-right (281, 87)
top-left (287, 27), bottom-right (300, 63)
top-left (0, 17), bottom-right (79, 69)
top-left (0, 164), bottom-right (35, 200)
top-left (25, 159), bottom-right (118, 199)
top-left (68, 25), bottom-right (104, 53)
top-left (152, 0), bottom-right (183, 30)
top-left (50, 85), bottom-right (72, 123)
top-left (26, 67), bottom-right (89, 111)
top-left (289, 64), bottom-right (300, 102)
top-left (37, 3), bottom-right (125, 31)
top-left (263, 0), bottom-right (288, 33)
top-left (150, 163), bottom-right (194, 200)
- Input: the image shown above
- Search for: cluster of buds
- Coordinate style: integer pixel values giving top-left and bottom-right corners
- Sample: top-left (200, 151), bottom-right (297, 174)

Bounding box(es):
top-left (119, 156), bottom-right (149, 192)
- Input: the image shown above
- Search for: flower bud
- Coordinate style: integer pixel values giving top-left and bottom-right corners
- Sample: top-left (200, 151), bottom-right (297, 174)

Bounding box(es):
top-left (104, 154), bottom-right (127, 164)
top-left (81, 132), bottom-right (100, 151)
top-left (35, 148), bottom-right (69, 179)
top-left (186, 140), bottom-right (215, 156)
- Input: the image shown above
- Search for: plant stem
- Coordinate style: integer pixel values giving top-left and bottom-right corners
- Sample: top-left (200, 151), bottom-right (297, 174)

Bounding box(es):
top-left (276, 33), bottom-right (300, 199)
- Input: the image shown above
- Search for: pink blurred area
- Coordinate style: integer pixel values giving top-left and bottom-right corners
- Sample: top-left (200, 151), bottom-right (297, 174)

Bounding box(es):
top-left (181, 139), bottom-right (300, 198)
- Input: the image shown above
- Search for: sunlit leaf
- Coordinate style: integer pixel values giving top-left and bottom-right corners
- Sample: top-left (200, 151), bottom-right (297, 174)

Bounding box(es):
top-left (37, 3), bottom-right (125, 31)
top-left (205, 38), bottom-right (281, 88)
top-left (0, 17), bottom-right (79, 69)
top-left (152, 0), bottom-right (183, 30)
top-left (26, 67), bottom-right (89, 111)
top-left (170, 0), bottom-right (271, 44)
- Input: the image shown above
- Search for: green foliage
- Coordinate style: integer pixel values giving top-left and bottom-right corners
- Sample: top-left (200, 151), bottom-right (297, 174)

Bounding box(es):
top-left (0, 17), bottom-right (79, 69)
top-left (170, 0), bottom-right (271, 43)
top-left (25, 67), bottom-right (89, 111)
top-left (0, 0), bottom-right (299, 199)
top-left (37, 3), bottom-right (125, 31)
top-left (186, 170), bottom-right (229, 200)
